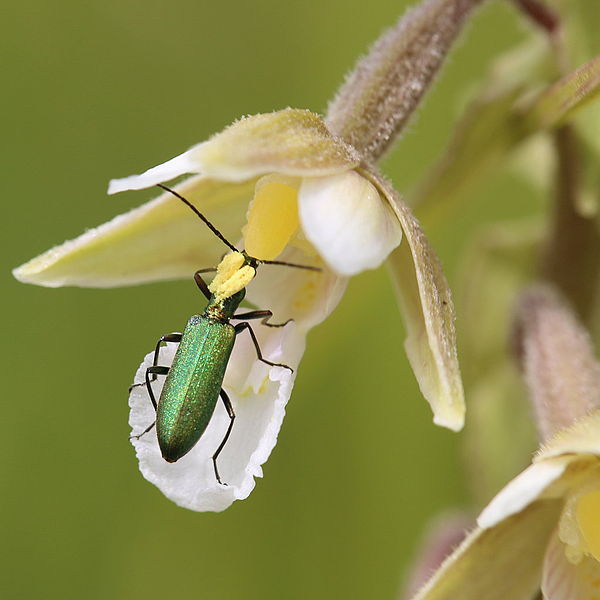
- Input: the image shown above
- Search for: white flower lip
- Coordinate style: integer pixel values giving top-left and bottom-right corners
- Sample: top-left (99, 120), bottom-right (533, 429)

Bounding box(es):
top-left (129, 321), bottom-right (303, 512)
top-left (108, 148), bottom-right (201, 194)
top-left (298, 171), bottom-right (402, 276)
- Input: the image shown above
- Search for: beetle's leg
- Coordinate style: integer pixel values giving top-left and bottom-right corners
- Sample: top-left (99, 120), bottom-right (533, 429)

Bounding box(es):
top-left (128, 330), bottom-right (180, 440)
top-left (130, 421), bottom-right (156, 441)
top-left (234, 322), bottom-right (294, 373)
top-left (128, 333), bottom-right (181, 393)
top-left (213, 388), bottom-right (235, 486)
top-left (129, 365), bottom-right (169, 440)
top-left (143, 366), bottom-right (170, 410)
top-left (193, 269), bottom-right (216, 300)
top-left (149, 334), bottom-right (181, 379)
top-left (134, 365), bottom-right (170, 412)
top-left (233, 309), bottom-right (293, 328)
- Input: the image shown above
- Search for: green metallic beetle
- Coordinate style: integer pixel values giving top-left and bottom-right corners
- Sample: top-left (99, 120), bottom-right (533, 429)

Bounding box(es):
top-left (132, 184), bottom-right (319, 484)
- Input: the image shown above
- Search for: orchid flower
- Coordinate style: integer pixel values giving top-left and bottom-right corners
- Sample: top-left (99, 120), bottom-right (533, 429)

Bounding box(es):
top-left (411, 411), bottom-right (600, 600)
top-left (13, 0), bottom-right (479, 511)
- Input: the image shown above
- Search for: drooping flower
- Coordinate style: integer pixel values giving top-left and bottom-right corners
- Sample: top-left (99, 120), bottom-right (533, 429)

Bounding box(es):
top-left (410, 412), bottom-right (600, 600)
top-left (480, 414), bottom-right (600, 599)
top-left (411, 286), bottom-right (600, 599)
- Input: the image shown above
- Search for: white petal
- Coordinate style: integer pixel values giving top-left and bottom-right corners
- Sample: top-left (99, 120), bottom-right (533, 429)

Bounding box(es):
top-left (298, 172), bottom-right (402, 276)
top-left (478, 458), bottom-right (570, 528)
top-left (246, 243), bottom-right (347, 330)
top-left (108, 148), bottom-right (201, 194)
top-left (129, 322), bottom-right (305, 512)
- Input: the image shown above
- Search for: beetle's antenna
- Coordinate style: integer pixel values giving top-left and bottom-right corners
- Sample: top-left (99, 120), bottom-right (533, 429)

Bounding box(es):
top-left (157, 184), bottom-right (239, 253)
top-left (157, 184), bottom-right (321, 272)
top-left (261, 259), bottom-right (322, 272)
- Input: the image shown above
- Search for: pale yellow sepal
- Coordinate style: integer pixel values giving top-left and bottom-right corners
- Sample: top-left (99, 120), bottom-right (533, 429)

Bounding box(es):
top-left (537, 411), bottom-right (600, 462)
top-left (193, 109), bottom-right (361, 182)
top-left (107, 109), bottom-right (360, 195)
top-left (412, 501), bottom-right (561, 600)
top-left (373, 173), bottom-right (464, 431)
top-left (13, 176), bottom-right (254, 287)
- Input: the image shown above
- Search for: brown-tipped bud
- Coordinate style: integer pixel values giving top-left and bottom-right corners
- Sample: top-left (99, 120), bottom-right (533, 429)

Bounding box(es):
top-left (512, 284), bottom-right (600, 441)
top-left (326, 0), bottom-right (486, 162)
top-left (510, 0), bottom-right (560, 36)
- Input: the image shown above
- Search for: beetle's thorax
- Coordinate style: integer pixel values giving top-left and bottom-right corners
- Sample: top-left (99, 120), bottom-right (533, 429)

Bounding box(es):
top-left (205, 288), bottom-right (246, 321)
top-left (205, 251), bottom-right (257, 320)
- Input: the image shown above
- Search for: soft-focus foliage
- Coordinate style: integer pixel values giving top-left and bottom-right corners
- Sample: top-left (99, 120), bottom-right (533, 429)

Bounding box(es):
top-left (412, 38), bottom-right (600, 222)
top-left (457, 220), bottom-right (541, 504)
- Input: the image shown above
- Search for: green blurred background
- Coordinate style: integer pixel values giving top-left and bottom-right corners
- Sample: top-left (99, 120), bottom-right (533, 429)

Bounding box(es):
top-left (4, 1), bottom-right (539, 598)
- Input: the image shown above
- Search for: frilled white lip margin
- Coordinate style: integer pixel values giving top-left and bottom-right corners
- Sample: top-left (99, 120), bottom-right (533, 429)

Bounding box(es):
top-left (129, 323), bottom-right (302, 512)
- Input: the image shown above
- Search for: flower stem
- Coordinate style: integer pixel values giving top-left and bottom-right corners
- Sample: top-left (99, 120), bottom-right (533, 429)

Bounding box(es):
top-left (510, 0), bottom-right (568, 75)
top-left (540, 125), bottom-right (600, 322)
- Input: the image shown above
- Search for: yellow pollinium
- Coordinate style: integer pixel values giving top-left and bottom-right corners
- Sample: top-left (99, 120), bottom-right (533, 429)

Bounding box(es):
top-left (209, 251), bottom-right (255, 302)
top-left (577, 489), bottom-right (600, 562)
top-left (244, 181), bottom-right (299, 260)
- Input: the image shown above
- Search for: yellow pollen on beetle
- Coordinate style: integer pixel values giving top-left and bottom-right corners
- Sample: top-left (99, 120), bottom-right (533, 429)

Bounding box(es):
top-left (243, 181), bottom-right (299, 260)
top-left (208, 252), bottom-right (255, 302)
top-left (576, 489), bottom-right (600, 562)
top-left (209, 252), bottom-right (245, 292)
